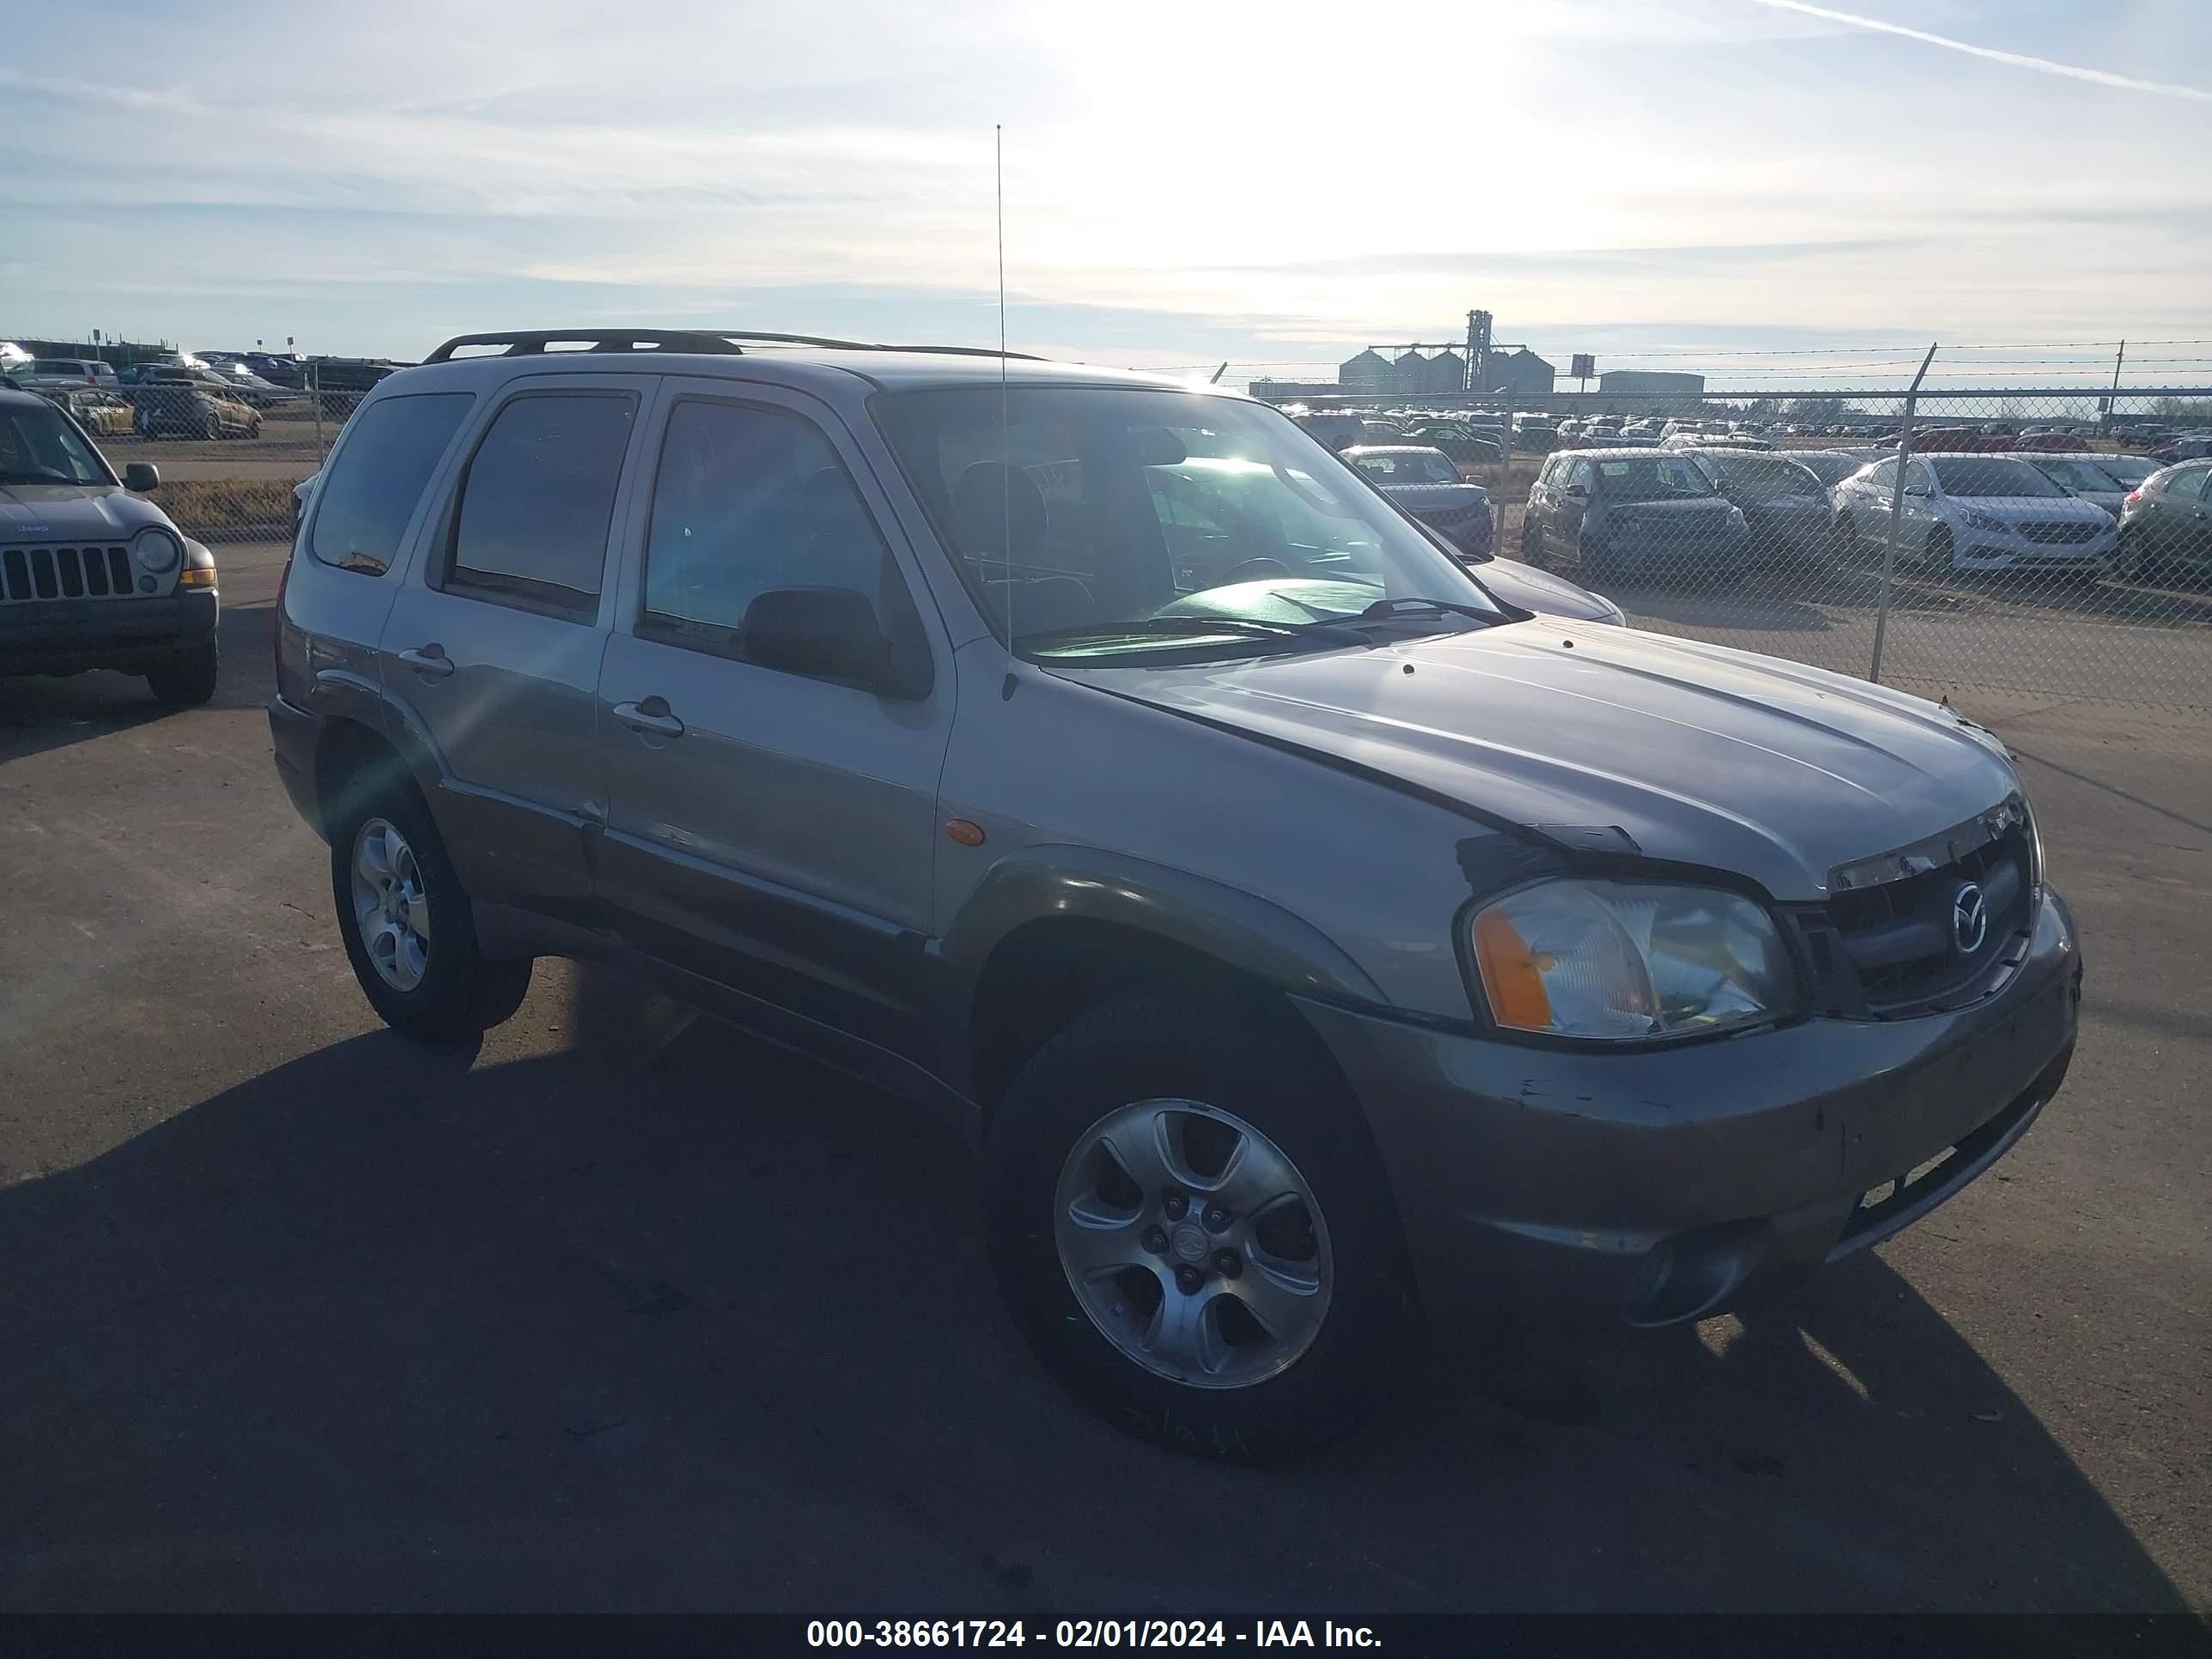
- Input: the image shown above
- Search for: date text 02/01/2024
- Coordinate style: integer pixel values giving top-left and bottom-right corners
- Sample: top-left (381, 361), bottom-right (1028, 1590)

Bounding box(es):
top-left (805, 1619), bottom-right (1381, 1649)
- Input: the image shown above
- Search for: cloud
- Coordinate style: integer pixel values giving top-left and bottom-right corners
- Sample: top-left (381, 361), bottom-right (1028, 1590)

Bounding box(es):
top-left (1740, 0), bottom-right (2212, 100)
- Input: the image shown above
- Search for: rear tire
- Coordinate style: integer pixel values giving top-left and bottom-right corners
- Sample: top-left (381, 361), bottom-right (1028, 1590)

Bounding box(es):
top-left (985, 987), bottom-right (1419, 1462)
top-left (145, 640), bottom-right (219, 706)
top-left (329, 777), bottom-right (532, 1042)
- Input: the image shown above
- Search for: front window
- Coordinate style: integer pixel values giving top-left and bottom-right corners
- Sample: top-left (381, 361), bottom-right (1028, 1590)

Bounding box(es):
top-left (1593, 455), bottom-right (1715, 503)
top-left (1928, 458), bottom-right (2067, 498)
top-left (1793, 453), bottom-right (1859, 487)
top-left (2031, 457), bottom-right (2122, 492)
top-left (1350, 450), bottom-right (1462, 485)
top-left (0, 399), bottom-right (112, 486)
top-left (1708, 456), bottom-right (1823, 497)
top-left (874, 386), bottom-right (1502, 662)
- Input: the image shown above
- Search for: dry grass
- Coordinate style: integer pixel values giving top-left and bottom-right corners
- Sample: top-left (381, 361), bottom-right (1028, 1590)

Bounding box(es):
top-left (155, 478), bottom-right (296, 542)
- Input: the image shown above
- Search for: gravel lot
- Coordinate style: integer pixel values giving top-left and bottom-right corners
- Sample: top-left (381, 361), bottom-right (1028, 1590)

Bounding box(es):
top-left (0, 538), bottom-right (2204, 1613)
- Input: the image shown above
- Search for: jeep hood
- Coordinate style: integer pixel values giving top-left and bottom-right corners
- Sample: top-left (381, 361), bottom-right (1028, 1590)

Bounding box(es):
top-left (0, 483), bottom-right (164, 542)
top-left (1056, 622), bottom-right (2019, 901)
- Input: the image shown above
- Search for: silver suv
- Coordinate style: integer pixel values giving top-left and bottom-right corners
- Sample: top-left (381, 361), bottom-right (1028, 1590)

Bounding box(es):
top-left (270, 329), bottom-right (2081, 1461)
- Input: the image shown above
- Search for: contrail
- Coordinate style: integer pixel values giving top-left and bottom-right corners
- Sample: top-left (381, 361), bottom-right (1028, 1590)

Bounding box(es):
top-left (1743, 0), bottom-right (2212, 101)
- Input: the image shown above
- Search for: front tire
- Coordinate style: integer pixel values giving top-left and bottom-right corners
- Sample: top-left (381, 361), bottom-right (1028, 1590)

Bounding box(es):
top-left (985, 988), bottom-right (1419, 1462)
top-left (329, 780), bottom-right (532, 1042)
top-left (1519, 519), bottom-right (1544, 567)
top-left (146, 640), bottom-right (219, 705)
top-left (1926, 523), bottom-right (1954, 571)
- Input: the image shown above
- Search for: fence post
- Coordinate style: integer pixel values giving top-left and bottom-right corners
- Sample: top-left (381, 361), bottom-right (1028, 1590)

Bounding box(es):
top-left (1869, 341), bottom-right (1938, 685)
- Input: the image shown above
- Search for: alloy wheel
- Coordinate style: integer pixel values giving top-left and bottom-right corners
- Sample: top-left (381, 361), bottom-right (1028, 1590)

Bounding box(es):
top-left (1054, 1099), bottom-right (1333, 1389)
top-left (349, 817), bottom-right (431, 992)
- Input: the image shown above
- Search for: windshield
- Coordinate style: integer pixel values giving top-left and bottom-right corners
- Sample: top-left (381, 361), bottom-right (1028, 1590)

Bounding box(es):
top-left (1595, 454), bottom-right (1716, 502)
top-left (2095, 454), bottom-right (2157, 485)
top-left (1792, 453), bottom-right (1861, 486)
top-left (1708, 455), bottom-right (1823, 497)
top-left (0, 399), bottom-right (112, 485)
top-left (2031, 457), bottom-right (2124, 492)
top-left (874, 386), bottom-right (1503, 661)
top-left (1351, 450), bottom-right (1462, 485)
top-left (1929, 457), bottom-right (2067, 498)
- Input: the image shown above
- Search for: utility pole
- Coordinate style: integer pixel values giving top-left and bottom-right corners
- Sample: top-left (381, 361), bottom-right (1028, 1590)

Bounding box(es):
top-left (2102, 340), bottom-right (2126, 438)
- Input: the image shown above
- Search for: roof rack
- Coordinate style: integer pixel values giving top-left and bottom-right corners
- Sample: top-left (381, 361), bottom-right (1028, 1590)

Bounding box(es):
top-left (712, 331), bottom-right (1045, 362)
top-left (422, 330), bottom-right (744, 363)
top-left (422, 328), bottom-right (1048, 366)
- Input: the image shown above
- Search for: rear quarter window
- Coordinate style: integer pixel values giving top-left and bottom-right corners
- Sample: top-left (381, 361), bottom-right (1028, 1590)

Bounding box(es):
top-left (308, 392), bottom-right (476, 576)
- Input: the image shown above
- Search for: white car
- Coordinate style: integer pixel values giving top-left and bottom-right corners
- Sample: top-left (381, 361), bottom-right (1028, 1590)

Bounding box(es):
top-left (1832, 453), bottom-right (2118, 574)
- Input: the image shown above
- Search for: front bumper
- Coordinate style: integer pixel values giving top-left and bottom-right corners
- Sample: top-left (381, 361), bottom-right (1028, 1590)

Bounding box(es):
top-left (0, 589), bottom-right (218, 677)
top-left (1298, 886), bottom-right (2081, 1329)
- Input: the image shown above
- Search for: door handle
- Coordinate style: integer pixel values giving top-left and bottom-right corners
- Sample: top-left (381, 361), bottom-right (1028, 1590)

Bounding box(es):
top-left (612, 699), bottom-right (685, 738)
top-left (397, 644), bottom-right (455, 680)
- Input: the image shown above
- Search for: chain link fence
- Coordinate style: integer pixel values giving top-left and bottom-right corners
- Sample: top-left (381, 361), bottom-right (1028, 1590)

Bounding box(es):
top-left (1239, 374), bottom-right (2212, 725)
top-left (19, 341), bottom-right (2212, 724)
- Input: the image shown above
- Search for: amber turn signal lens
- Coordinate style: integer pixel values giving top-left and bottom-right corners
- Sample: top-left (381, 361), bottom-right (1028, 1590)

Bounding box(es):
top-left (945, 819), bottom-right (986, 847)
top-left (175, 566), bottom-right (217, 587)
top-left (1473, 906), bottom-right (1553, 1030)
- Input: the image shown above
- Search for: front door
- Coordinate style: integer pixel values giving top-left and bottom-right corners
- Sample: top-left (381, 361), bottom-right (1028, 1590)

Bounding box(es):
top-left (594, 380), bottom-right (953, 1062)
top-left (378, 374), bottom-right (655, 920)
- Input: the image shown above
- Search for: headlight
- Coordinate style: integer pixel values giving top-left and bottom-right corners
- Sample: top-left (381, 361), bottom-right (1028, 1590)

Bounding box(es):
top-left (131, 525), bottom-right (181, 573)
top-left (1959, 507), bottom-right (2010, 533)
top-left (1469, 879), bottom-right (1797, 1041)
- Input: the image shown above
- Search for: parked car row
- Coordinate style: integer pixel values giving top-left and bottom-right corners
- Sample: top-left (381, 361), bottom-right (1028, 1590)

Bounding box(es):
top-left (1517, 441), bottom-right (2211, 586)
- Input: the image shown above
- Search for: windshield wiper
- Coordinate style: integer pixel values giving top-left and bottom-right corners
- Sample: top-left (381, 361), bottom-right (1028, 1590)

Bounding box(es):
top-left (1343, 596), bottom-right (1502, 629)
top-left (0, 468), bottom-right (80, 486)
top-left (1018, 614), bottom-right (1370, 653)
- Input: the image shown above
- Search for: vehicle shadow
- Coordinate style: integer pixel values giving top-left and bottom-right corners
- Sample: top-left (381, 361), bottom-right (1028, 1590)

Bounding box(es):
top-left (0, 963), bottom-right (2185, 1613)
top-left (0, 590), bottom-right (275, 766)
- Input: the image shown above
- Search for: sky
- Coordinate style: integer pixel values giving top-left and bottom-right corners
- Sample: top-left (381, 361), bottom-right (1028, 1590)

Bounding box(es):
top-left (3, 0), bottom-right (2210, 388)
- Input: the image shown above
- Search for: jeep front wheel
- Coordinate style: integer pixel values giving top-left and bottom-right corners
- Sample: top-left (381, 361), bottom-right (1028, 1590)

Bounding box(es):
top-left (984, 989), bottom-right (1418, 1461)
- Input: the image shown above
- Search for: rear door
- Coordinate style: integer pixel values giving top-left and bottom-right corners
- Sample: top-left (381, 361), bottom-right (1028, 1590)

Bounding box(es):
top-left (377, 374), bottom-right (655, 920)
top-left (594, 379), bottom-right (953, 1062)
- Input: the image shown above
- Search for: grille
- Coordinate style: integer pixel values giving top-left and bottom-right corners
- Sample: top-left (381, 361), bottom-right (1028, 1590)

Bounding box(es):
top-left (1826, 805), bottom-right (2034, 1012)
top-left (2, 546), bottom-right (137, 604)
top-left (2015, 520), bottom-right (2099, 544)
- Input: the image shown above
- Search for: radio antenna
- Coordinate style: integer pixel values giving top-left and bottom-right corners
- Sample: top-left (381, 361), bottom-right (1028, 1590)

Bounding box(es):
top-left (997, 123), bottom-right (1012, 659)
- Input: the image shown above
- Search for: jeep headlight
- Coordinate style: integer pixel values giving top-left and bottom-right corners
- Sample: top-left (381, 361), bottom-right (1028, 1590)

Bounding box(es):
top-left (1469, 879), bottom-right (1798, 1041)
top-left (131, 524), bottom-right (181, 573)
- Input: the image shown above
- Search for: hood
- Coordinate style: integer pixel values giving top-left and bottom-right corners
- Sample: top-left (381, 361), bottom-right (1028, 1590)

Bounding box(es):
top-left (0, 483), bottom-right (171, 543)
top-left (1947, 493), bottom-right (2108, 522)
top-left (1470, 557), bottom-right (1620, 623)
top-left (1057, 621), bottom-right (2018, 902)
top-left (1381, 482), bottom-right (1488, 510)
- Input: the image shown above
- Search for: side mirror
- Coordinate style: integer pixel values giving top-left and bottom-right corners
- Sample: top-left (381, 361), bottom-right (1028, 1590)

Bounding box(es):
top-left (738, 586), bottom-right (929, 698)
top-left (124, 462), bottom-right (160, 492)
top-left (1562, 483), bottom-right (1589, 500)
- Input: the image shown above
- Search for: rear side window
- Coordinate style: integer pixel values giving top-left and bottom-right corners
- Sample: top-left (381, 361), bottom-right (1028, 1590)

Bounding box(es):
top-left (447, 392), bottom-right (635, 617)
top-left (2169, 466), bottom-right (2209, 501)
top-left (308, 392), bottom-right (475, 576)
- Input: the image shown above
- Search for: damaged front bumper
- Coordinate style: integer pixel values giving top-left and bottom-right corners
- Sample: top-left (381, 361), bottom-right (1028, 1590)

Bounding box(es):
top-left (1296, 886), bottom-right (2081, 1328)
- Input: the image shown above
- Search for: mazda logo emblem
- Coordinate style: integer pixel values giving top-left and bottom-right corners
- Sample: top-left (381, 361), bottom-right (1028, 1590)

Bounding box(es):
top-left (1951, 882), bottom-right (1989, 955)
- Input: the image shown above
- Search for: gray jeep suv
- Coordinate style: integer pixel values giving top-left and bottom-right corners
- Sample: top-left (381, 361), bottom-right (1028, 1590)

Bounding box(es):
top-left (270, 330), bottom-right (2081, 1460)
top-left (1, 386), bottom-right (222, 702)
